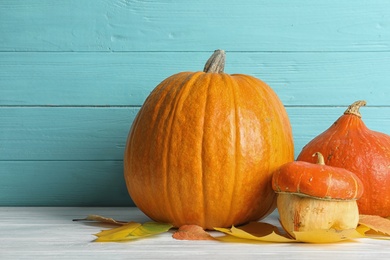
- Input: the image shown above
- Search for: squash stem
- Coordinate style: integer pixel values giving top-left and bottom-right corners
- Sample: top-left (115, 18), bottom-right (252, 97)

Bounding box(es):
top-left (203, 49), bottom-right (226, 73)
top-left (312, 152), bottom-right (325, 165)
top-left (344, 100), bottom-right (367, 118)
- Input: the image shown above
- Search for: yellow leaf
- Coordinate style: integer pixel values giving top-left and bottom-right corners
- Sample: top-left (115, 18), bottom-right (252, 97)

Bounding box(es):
top-left (215, 221), bottom-right (365, 243)
top-left (94, 222), bottom-right (142, 241)
top-left (293, 228), bottom-right (364, 243)
top-left (214, 222), bottom-right (296, 243)
top-left (94, 222), bottom-right (173, 242)
top-left (128, 222), bottom-right (173, 238)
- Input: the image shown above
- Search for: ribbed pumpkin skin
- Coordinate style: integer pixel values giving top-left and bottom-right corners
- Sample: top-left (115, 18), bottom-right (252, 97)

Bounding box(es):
top-left (297, 110), bottom-right (390, 217)
top-left (124, 71), bottom-right (294, 229)
top-left (272, 158), bottom-right (364, 201)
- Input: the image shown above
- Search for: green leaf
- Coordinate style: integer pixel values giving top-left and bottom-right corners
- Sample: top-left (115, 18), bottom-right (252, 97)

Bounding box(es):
top-left (94, 222), bottom-right (173, 242)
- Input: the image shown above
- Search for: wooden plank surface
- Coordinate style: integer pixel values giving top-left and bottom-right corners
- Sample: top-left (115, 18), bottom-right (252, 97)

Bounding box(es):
top-left (1, 106), bottom-right (389, 206)
top-left (1, 0), bottom-right (390, 207)
top-left (1, 0), bottom-right (390, 52)
top-left (2, 106), bottom-right (390, 161)
top-left (1, 207), bottom-right (390, 259)
top-left (0, 161), bottom-right (133, 206)
top-left (0, 107), bottom-right (137, 160)
top-left (1, 52), bottom-right (390, 106)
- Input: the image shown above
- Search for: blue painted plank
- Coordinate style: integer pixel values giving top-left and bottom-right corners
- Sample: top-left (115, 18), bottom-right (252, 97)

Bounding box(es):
top-left (1, 106), bottom-right (390, 206)
top-left (1, 106), bottom-right (389, 161)
top-left (2, 0), bottom-right (390, 207)
top-left (0, 161), bottom-right (134, 206)
top-left (1, 52), bottom-right (390, 106)
top-left (291, 106), bottom-right (390, 156)
top-left (0, 107), bottom-right (138, 161)
top-left (1, 0), bottom-right (389, 52)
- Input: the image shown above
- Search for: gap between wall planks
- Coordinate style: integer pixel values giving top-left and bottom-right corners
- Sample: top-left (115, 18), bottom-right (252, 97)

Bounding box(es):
top-left (1, 0), bottom-right (390, 206)
top-left (1, 106), bottom-right (390, 206)
top-left (1, 106), bottom-right (390, 161)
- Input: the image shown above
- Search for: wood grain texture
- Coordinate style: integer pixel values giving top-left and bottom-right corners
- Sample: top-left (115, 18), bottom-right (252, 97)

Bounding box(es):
top-left (2, 207), bottom-right (390, 259)
top-left (0, 161), bottom-right (133, 206)
top-left (1, 106), bottom-right (389, 206)
top-left (1, 0), bottom-right (390, 52)
top-left (0, 107), bottom-right (138, 160)
top-left (1, 0), bottom-right (390, 206)
top-left (2, 106), bottom-right (389, 161)
top-left (1, 52), bottom-right (390, 106)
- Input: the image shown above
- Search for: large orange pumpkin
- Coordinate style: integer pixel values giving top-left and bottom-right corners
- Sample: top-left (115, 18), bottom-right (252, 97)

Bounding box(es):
top-left (124, 50), bottom-right (294, 229)
top-left (297, 100), bottom-right (390, 217)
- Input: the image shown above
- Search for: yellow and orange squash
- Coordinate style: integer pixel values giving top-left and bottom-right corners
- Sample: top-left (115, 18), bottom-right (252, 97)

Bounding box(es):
top-left (297, 101), bottom-right (390, 217)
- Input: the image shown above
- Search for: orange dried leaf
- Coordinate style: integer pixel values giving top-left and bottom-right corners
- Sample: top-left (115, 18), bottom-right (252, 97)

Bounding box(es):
top-left (173, 225), bottom-right (215, 241)
top-left (73, 215), bottom-right (127, 225)
top-left (359, 214), bottom-right (390, 236)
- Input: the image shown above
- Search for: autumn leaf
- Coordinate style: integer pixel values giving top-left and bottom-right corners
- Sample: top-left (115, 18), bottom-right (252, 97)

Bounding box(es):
top-left (95, 222), bottom-right (141, 241)
top-left (73, 215), bottom-right (127, 225)
top-left (215, 222), bottom-right (297, 243)
top-left (94, 222), bottom-right (173, 242)
top-left (293, 228), bottom-right (364, 243)
top-left (74, 214), bottom-right (382, 244)
top-left (215, 221), bottom-right (365, 243)
top-left (172, 225), bottom-right (215, 240)
top-left (359, 214), bottom-right (390, 238)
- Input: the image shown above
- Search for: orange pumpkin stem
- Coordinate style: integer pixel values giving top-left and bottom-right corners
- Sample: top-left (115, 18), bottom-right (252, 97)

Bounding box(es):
top-left (312, 152), bottom-right (325, 165)
top-left (203, 49), bottom-right (226, 73)
top-left (344, 100), bottom-right (367, 118)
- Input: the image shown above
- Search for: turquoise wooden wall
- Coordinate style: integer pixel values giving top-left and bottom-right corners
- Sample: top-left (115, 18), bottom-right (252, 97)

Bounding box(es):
top-left (1, 0), bottom-right (390, 206)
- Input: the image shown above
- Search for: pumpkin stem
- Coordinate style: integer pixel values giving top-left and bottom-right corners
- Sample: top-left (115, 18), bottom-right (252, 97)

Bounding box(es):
top-left (203, 49), bottom-right (226, 73)
top-left (312, 152), bottom-right (325, 165)
top-left (344, 100), bottom-right (367, 118)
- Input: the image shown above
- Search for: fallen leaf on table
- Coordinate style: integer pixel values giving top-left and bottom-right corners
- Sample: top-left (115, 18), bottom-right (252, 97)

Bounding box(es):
top-left (73, 215), bottom-right (127, 225)
top-left (95, 221), bottom-right (141, 240)
top-left (94, 222), bottom-right (173, 242)
top-left (293, 228), bottom-right (365, 243)
top-left (215, 222), bottom-right (296, 243)
top-left (215, 221), bottom-right (365, 243)
top-left (359, 214), bottom-right (390, 238)
top-left (173, 225), bottom-right (215, 240)
top-left (75, 214), bottom-right (389, 243)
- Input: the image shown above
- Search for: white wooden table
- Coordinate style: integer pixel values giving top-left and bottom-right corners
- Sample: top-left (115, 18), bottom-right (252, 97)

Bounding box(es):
top-left (1, 207), bottom-right (389, 259)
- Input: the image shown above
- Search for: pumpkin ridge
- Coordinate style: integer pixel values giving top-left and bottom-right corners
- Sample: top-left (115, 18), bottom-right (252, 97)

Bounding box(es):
top-left (125, 74), bottom-right (183, 220)
top-left (225, 73), bottom-right (240, 226)
top-left (146, 74), bottom-right (185, 217)
top-left (151, 73), bottom-right (194, 223)
top-left (199, 73), bottom-right (213, 228)
top-left (164, 72), bottom-right (203, 226)
top-left (235, 74), bottom-right (293, 158)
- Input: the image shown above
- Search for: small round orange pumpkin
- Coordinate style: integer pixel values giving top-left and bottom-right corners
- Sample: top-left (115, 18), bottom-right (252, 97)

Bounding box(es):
top-left (297, 100), bottom-right (390, 217)
top-left (124, 50), bottom-right (294, 229)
